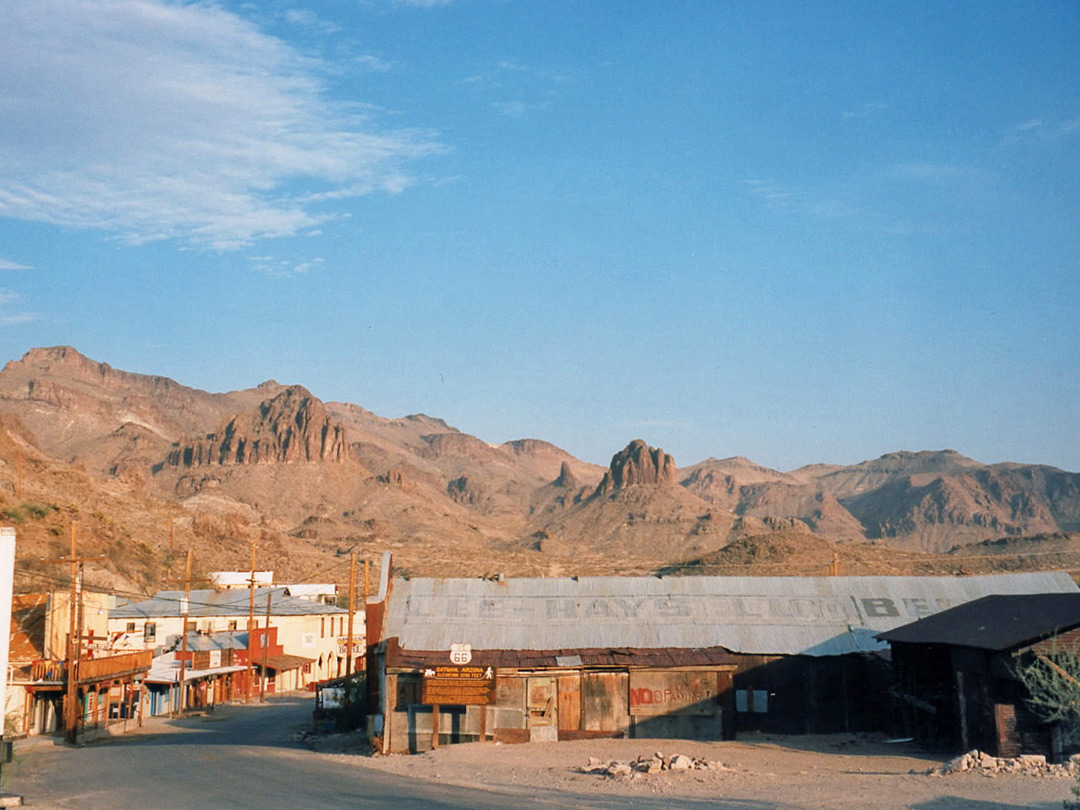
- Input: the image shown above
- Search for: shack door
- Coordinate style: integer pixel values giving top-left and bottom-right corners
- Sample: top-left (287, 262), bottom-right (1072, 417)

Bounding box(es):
top-left (582, 672), bottom-right (629, 734)
top-left (557, 675), bottom-right (581, 732)
top-left (528, 677), bottom-right (557, 725)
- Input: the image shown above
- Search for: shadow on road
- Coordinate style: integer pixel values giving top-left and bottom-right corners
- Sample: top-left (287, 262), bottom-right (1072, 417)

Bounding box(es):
top-left (85, 695), bottom-right (317, 750)
top-left (908, 798), bottom-right (1065, 810)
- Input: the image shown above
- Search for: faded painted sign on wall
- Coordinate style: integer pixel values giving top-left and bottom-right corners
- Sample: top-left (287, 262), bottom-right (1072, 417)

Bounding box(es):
top-left (629, 671), bottom-right (718, 716)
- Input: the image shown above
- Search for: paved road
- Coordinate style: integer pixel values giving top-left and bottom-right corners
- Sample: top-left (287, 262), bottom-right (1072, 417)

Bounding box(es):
top-left (3, 697), bottom-right (746, 810)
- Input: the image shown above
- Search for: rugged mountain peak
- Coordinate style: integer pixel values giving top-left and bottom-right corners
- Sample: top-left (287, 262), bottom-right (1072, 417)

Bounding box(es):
top-left (594, 439), bottom-right (677, 496)
top-left (165, 386), bottom-right (347, 467)
top-left (554, 461), bottom-right (578, 489)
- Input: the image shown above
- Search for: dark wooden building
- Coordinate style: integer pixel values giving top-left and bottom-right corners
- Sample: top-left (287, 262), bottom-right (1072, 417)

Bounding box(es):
top-left (366, 562), bottom-right (1077, 753)
top-left (878, 593), bottom-right (1080, 761)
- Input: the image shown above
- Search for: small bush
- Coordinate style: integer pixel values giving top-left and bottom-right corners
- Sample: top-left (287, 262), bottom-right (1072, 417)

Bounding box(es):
top-left (1, 508), bottom-right (25, 524)
top-left (23, 502), bottom-right (54, 520)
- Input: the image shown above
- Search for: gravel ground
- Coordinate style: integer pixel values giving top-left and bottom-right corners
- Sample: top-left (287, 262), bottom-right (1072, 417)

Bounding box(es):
top-left (311, 731), bottom-right (1076, 810)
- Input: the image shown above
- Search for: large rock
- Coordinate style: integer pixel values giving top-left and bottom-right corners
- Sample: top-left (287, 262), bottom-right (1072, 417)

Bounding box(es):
top-left (594, 439), bottom-right (678, 496)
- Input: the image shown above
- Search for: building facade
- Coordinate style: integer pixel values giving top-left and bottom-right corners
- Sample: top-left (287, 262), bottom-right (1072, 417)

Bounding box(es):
top-left (367, 569), bottom-right (1078, 753)
top-left (109, 586), bottom-right (365, 686)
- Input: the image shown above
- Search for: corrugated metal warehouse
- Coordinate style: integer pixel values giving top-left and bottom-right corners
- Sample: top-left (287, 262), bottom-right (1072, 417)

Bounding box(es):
top-left (366, 569), bottom-right (1078, 753)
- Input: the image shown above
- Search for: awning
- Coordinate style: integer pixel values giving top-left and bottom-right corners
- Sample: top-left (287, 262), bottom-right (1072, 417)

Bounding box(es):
top-left (254, 654), bottom-right (315, 672)
top-left (145, 665), bottom-right (246, 685)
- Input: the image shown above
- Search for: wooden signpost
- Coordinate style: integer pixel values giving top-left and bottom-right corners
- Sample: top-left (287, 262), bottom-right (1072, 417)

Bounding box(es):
top-left (422, 663), bottom-right (496, 749)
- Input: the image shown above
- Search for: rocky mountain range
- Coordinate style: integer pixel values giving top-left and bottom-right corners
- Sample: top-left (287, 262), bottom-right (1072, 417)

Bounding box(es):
top-left (1, 346), bottom-right (1078, 592)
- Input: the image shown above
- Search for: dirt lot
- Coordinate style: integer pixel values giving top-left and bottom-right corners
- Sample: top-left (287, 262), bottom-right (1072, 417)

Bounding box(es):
top-left (313, 731), bottom-right (1076, 810)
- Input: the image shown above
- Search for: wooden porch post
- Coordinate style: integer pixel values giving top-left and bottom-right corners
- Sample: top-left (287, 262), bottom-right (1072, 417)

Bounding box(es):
top-left (955, 670), bottom-right (969, 752)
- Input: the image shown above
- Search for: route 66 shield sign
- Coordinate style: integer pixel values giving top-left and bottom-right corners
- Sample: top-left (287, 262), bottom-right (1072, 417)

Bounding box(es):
top-left (449, 643), bottom-right (472, 665)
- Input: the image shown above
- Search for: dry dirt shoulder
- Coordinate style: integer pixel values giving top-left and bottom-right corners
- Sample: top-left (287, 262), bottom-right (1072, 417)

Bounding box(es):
top-left (310, 732), bottom-right (1074, 810)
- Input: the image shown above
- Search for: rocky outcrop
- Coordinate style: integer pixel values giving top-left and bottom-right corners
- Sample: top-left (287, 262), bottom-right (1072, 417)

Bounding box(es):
top-left (554, 461), bottom-right (578, 490)
top-left (165, 387), bottom-right (347, 467)
top-left (419, 432), bottom-right (503, 462)
top-left (594, 440), bottom-right (677, 496)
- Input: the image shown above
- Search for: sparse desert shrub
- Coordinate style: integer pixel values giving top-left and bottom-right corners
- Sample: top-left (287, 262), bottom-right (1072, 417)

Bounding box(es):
top-left (1, 507), bottom-right (25, 524)
top-left (24, 502), bottom-right (55, 520)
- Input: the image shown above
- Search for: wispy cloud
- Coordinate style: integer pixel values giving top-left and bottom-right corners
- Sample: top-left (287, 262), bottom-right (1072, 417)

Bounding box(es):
top-left (0, 289), bottom-right (34, 325)
top-left (745, 180), bottom-right (849, 219)
top-left (283, 8), bottom-right (342, 35)
top-left (841, 102), bottom-right (888, 120)
top-left (493, 100), bottom-right (551, 118)
top-left (888, 162), bottom-right (992, 186)
top-left (0, 1), bottom-right (443, 249)
top-left (0, 258), bottom-right (31, 271)
top-left (1003, 114), bottom-right (1080, 144)
top-left (463, 59), bottom-right (569, 118)
top-left (250, 256), bottom-right (325, 277)
top-left (394, 0), bottom-right (453, 7)
top-left (354, 54), bottom-right (395, 73)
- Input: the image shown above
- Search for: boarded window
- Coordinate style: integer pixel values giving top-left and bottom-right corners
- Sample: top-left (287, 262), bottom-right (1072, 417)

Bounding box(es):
top-left (396, 676), bottom-right (422, 709)
top-left (752, 690), bottom-right (769, 713)
top-left (736, 689), bottom-right (769, 713)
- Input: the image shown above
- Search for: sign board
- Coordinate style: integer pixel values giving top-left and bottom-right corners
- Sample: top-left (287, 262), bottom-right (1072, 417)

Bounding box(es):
top-left (421, 665), bottom-right (495, 706)
top-left (449, 643), bottom-right (472, 664)
top-left (208, 650), bottom-right (222, 669)
top-left (336, 636), bottom-right (362, 655)
top-left (628, 670), bottom-right (718, 716)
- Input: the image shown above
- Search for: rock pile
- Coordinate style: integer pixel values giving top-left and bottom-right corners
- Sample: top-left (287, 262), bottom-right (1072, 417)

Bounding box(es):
top-left (933, 750), bottom-right (1080, 778)
top-left (581, 752), bottom-right (734, 778)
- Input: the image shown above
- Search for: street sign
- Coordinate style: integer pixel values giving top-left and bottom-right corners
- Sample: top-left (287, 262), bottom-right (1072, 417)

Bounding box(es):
top-left (449, 643), bottom-right (472, 664)
top-left (421, 664), bottom-right (495, 705)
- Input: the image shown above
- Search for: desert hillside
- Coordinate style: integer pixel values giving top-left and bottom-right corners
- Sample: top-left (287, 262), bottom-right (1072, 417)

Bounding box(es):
top-left (1, 346), bottom-right (1078, 593)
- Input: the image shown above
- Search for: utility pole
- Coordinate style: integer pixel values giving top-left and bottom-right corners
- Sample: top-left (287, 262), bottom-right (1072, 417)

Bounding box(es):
top-left (346, 552), bottom-right (356, 679)
top-left (177, 550), bottom-right (193, 716)
top-left (247, 538), bottom-right (256, 703)
top-left (259, 590), bottom-right (272, 702)
top-left (164, 549), bottom-right (208, 716)
top-left (830, 552), bottom-right (841, 577)
top-left (41, 521), bottom-right (104, 743)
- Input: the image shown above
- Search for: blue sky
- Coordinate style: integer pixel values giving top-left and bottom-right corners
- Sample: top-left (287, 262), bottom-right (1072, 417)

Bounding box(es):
top-left (1, 0), bottom-right (1078, 472)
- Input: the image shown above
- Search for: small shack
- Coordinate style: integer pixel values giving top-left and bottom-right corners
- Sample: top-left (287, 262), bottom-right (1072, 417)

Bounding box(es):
top-left (367, 569), bottom-right (1077, 753)
top-left (878, 593), bottom-right (1080, 760)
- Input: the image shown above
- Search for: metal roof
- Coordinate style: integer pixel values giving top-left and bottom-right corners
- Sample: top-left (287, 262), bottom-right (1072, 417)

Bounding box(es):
top-left (110, 586), bottom-right (347, 620)
top-left (877, 593), bottom-right (1080, 651)
top-left (383, 572), bottom-right (1078, 657)
top-left (145, 652), bottom-right (246, 684)
top-left (182, 631), bottom-right (248, 651)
